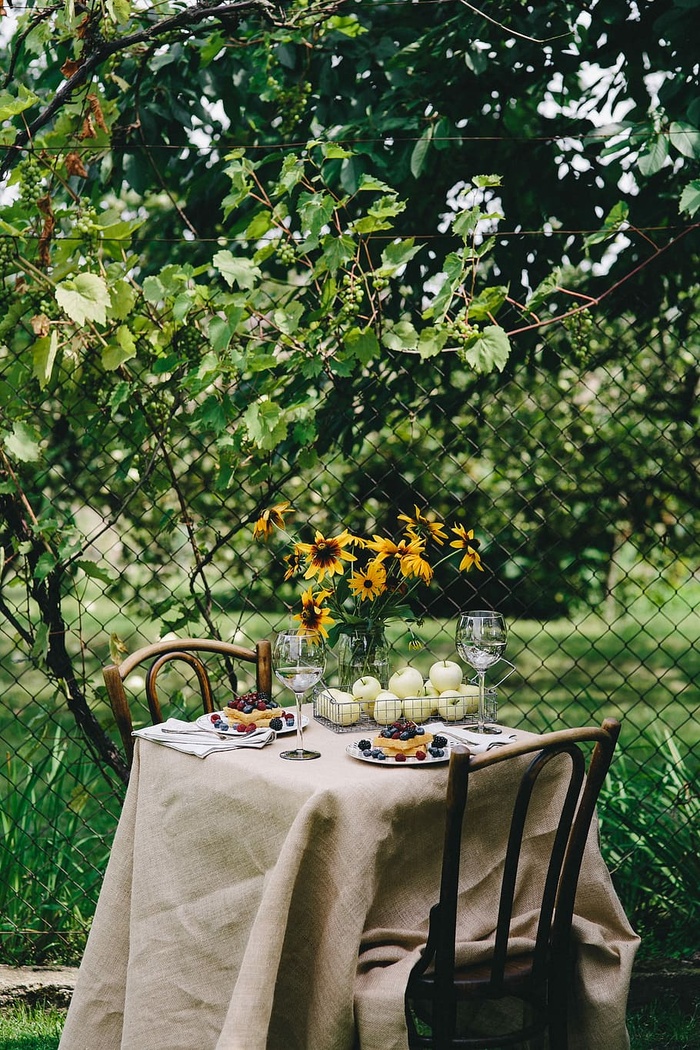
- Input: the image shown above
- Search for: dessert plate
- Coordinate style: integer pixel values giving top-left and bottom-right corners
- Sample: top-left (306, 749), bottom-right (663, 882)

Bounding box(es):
top-left (196, 712), bottom-right (309, 736)
top-left (346, 739), bottom-right (454, 766)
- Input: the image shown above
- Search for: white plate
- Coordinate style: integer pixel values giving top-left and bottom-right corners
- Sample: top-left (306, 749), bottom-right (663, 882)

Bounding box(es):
top-left (196, 711), bottom-right (309, 736)
top-left (345, 738), bottom-right (454, 766)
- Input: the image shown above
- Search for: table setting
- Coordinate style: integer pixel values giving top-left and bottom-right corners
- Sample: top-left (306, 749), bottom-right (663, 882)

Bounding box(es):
top-left (59, 503), bottom-right (639, 1050)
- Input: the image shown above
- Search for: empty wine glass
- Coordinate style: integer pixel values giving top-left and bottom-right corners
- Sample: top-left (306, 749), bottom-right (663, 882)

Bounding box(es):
top-left (455, 610), bottom-right (507, 735)
top-left (273, 631), bottom-right (326, 760)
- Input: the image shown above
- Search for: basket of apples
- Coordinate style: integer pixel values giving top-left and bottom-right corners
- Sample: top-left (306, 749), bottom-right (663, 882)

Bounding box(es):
top-left (313, 660), bottom-right (496, 732)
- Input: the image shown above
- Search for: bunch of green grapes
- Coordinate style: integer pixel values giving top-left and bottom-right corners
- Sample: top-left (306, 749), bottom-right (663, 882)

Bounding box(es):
top-left (338, 274), bottom-right (364, 320)
top-left (278, 81), bottom-right (312, 134)
top-left (562, 307), bottom-right (595, 362)
top-left (0, 282), bottom-right (13, 313)
top-left (0, 237), bottom-right (16, 276)
top-left (37, 295), bottom-right (60, 319)
top-left (74, 199), bottom-right (100, 240)
top-left (276, 239), bottom-right (297, 267)
top-left (18, 161), bottom-right (45, 207)
top-left (444, 311), bottom-right (480, 356)
top-left (174, 324), bottom-right (205, 363)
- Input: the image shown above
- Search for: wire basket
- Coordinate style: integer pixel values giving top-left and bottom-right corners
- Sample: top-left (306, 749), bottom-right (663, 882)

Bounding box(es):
top-left (313, 660), bottom-right (515, 734)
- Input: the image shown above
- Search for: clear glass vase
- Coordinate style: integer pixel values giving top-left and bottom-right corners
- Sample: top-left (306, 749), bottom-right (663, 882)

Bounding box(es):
top-left (336, 626), bottom-right (390, 692)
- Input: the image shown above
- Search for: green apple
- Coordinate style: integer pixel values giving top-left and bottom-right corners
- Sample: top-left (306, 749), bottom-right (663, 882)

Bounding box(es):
top-left (422, 680), bottom-right (439, 698)
top-left (322, 687), bottom-right (361, 726)
top-left (329, 688), bottom-right (362, 726)
top-left (459, 684), bottom-right (480, 715)
top-left (373, 692), bottom-right (403, 725)
top-left (351, 675), bottom-right (383, 702)
top-left (402, 694), bottom-right (435, 722)
top-left (436, 690), bottom-right (468, 721)
top-left (429, 660), bottom-right (463, 693)
top-left (388, 666), bottom-right (424, 698)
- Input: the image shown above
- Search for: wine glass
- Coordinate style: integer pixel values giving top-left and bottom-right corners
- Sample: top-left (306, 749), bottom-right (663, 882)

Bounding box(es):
top-left (273, 631), bottom-right (326, 761)
top-left (455, 610), bottom-right (507, 735)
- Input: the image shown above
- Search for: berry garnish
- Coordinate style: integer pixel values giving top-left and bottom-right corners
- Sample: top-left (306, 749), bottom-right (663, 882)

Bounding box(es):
top-left (357, 739), bottom-right (372, 752)
top-left (269, 717), bottom-right (283, 731)
top-left (433, 735), bottom-right (447, 748)
top-left (395, 753), bottom-right (407, 762)
top-left (245, 723), bottom-right (257, 734)
top-left (415, 750), bottom-right (427, 761)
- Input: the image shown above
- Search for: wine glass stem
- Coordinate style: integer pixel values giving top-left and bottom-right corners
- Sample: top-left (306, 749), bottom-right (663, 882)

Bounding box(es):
top-left (477, 671), bottom-right (486, 734)
top-left (294, 692), bottom-right (305, 752)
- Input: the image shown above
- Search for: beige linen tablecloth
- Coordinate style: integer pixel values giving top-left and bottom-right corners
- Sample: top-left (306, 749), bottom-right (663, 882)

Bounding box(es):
top-left (59, 713), bottom-right (639, 1050)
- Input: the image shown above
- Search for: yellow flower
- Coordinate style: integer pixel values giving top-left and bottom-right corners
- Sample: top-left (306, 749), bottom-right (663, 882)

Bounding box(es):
top-left (283, 545), bottom-right (306, 581)
top-left (348, 560), bottom-right (387, 601)
top-left (293, 587), bottom-right (336, 639)
top-left (253, 501), bottom-right (291, 542)
top-left (297, 529), bottom-right (356, 582)
top-left (401, 550), bottom-right (433, 583)
top-left (366, 534), bottom-right (429, 578)
top-left (450, 525), bottom-right (484, 572)
top-left (397, 505), bottom-right (448, 545)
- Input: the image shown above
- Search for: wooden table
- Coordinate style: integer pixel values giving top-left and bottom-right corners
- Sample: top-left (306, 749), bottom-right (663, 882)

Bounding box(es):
top-left (59, 712), bottom-right (639, 1050)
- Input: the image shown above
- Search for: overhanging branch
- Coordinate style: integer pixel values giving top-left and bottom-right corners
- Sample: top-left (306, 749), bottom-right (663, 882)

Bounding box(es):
top-left (0, 0), bottom-right (347, 182)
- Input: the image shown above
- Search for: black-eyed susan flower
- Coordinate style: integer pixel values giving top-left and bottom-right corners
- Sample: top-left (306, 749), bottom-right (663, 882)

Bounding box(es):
top-left (397, 505), bottom-right (448, 545)
top-left (348, 560), bottom-right (387, 602)
top-left (253, 501), bottom-right (291, 542)
top-left (450, 525), bottom-right (484, 572)
top-left (297, 529), bottom-right (356, 582)
top-left (293, 587), bottom-right (336, 639)
top-left (283, 546), bottom-right (306, 581)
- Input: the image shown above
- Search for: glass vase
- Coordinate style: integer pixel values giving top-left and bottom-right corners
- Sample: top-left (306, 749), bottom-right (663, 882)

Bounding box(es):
top-left (336, 626), bottom-right (390, 692)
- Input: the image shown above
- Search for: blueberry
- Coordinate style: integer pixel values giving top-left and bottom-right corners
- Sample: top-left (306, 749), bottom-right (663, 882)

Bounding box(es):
top-left (243, 705), bottom-right (254, 714)
top-left (415, 727), bottom-right (425, 735)
top-left (399, 732), bottom-right (410, 741)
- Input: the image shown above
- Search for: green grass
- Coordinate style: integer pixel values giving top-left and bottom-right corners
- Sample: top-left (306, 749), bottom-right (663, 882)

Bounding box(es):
top-left (0, 1005), bottom-right (64, 1050)
top-left (628, 1000), bottom-right (699, 1050)
top-left (0, 999), bottom-right (696, 1050)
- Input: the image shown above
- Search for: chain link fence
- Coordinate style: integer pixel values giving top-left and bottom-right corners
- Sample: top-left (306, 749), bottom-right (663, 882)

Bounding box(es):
top-left (1, 278), bottom-right (698, 966)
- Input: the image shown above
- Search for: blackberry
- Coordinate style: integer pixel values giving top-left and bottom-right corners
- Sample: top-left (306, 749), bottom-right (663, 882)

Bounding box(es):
top-left (269, 717), bottom-right (283, 731)
top-left (357, 739), bottom-right (372, 752)
top-left (433, 735), bottom-right (447, 749)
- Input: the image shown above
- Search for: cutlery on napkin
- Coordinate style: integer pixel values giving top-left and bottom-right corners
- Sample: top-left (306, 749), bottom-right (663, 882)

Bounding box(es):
top-left (429, 723), bottom-right (518, 753)
top-left (132, 717), bottom-right (274, 757)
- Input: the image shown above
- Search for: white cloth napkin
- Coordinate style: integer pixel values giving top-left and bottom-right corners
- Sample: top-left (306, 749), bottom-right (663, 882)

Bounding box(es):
top-left (132, 717), bottom-right (275, 758)
top-left (428, 723), bottom-right (518, 753)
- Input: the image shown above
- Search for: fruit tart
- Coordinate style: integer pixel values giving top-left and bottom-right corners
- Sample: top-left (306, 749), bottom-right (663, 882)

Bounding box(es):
top-left (372, 718), bottom-right (434, 758)
top-left (222, 692), bottom-right (283, 727)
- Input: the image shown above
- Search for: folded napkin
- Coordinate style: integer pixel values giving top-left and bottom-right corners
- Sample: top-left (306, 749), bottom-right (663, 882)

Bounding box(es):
top-left (429, 723), bottom-right (518, 753)
top-left (133, 717), bottom-right (275, 758)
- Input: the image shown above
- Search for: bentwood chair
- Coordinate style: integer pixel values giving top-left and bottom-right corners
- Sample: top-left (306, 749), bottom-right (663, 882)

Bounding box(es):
top-left (103, 637), bottom-right (273, 767)
top-left (404, 718), bottom-right (621, 1050)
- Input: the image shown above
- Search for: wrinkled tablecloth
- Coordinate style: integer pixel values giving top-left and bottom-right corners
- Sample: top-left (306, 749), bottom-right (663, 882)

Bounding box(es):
top-left (59, 712), bottom-right (638, 1050)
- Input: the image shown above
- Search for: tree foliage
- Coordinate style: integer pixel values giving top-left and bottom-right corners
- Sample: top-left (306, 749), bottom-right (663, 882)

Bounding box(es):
top-left (0, 0), bottom-right (698, 775)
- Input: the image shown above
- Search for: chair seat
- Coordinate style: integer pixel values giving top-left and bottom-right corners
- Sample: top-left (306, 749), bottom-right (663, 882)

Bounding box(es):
top-left (408, 950), bottom-right (540, 999)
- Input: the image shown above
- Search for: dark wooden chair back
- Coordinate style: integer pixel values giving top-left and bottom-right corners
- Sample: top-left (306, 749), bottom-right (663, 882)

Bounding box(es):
top-left (405, 718), bottom-right (621, 1049)
top-left (103, 637), bottom-right (273, 767)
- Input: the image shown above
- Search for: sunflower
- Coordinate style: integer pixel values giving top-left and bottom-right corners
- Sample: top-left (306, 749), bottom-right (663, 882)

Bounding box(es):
top-left (253, 501), bottom-right (291, 542)
top-left (348, 560), bottom-right (387, 601)
top-left (450, 525), bottom-right (484, 572)
top-left (293, 587), bottom-right (336, 639)
top-left (297, 529), bottom-right (356, 582)
top-left (397, 505), bottom-right (448, 545)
